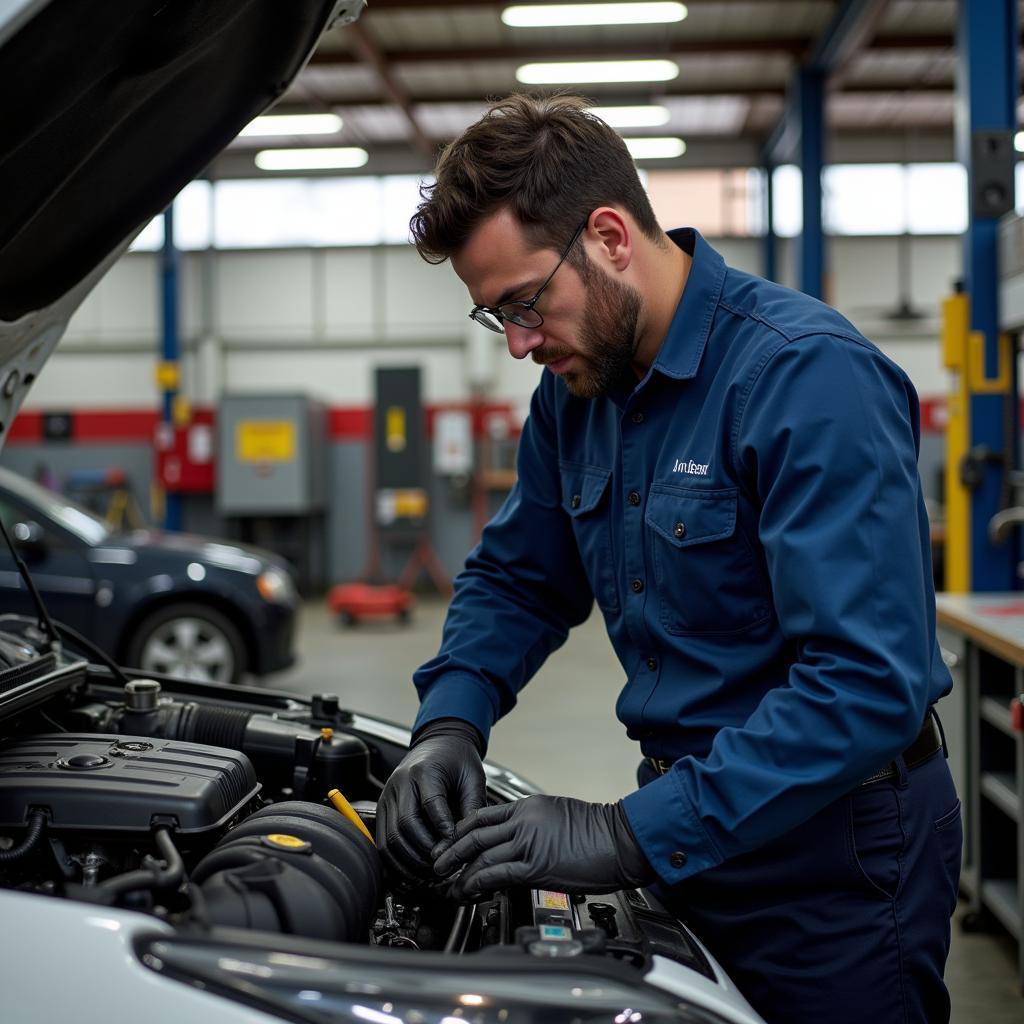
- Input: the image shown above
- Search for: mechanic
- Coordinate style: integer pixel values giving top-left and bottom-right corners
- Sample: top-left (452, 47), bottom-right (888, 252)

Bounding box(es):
top-left (375, 94), bottom-right (960, 1024)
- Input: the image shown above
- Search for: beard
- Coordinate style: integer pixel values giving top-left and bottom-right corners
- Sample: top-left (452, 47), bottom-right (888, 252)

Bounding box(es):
top-left (536, 271), bottom-right (643, 400)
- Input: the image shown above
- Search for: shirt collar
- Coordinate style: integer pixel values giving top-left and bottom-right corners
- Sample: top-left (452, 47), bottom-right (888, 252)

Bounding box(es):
top-left (652, 228), bottom-right (727, 381)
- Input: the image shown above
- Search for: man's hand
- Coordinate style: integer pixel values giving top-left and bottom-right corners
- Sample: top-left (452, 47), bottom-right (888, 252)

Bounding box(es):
top-left (433, 795), bottom-right (655, 901)
top-left (376, 718), bottom-right (486, 882)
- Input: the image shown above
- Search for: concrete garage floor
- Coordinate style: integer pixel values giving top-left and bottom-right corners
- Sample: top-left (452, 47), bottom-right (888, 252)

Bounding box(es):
top-left (270, 596), bottom-right (1022, 1021)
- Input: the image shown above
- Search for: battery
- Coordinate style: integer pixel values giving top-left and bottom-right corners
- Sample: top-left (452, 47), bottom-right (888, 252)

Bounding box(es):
top-left (531, 889), bottom-right (579, 928)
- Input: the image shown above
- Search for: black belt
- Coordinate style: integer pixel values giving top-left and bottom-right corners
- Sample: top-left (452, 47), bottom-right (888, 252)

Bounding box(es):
top-left (647, 715), bottom-right (943, 786)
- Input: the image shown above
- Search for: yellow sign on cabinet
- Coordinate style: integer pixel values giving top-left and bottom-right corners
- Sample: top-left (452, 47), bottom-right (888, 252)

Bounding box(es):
top-left (237, 421), bottom-right (296, 463)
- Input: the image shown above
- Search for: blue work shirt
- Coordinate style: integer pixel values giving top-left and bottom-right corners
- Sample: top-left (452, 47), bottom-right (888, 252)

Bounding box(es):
top-left (413, 228), bottom-right (951, 885)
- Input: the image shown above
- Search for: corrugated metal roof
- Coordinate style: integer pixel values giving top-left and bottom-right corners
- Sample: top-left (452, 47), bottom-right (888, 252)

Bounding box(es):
top-left (242, 1), bottom-right (1018, 169)
top-left (830, 92), bottom-right (955, 130)
top-left (359, 2), bottom-right (832, 52)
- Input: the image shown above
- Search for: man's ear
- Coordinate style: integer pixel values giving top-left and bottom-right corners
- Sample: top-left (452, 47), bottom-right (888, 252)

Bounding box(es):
top-left (588, 207), bottom-right (632, 272)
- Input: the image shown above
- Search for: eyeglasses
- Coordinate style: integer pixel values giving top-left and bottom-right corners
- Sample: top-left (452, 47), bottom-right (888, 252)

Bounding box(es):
top-left (469, 218), bottom-right (588, 334)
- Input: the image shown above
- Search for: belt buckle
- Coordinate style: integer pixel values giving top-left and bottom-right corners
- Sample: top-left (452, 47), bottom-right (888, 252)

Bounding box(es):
top-left (859, 717), bottom-right (942, 787)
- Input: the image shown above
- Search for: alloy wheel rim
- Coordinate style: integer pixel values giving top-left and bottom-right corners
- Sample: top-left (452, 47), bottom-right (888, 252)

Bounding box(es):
top-left (140, 616), bottom-right (234, 683)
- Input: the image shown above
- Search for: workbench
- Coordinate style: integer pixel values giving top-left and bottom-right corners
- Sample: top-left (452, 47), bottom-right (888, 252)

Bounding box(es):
top-left (936, 592), bottom-right (1024, 989)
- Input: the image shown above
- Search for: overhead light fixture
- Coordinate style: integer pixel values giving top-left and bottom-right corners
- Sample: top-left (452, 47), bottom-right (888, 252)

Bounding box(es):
top-left (503, 2), bottom-right (687, 27)
top-left (240, 113), bottom-right (343, 137)
top-left (254, 147), bottom-right (369, 170)
top-left (516, 59), bottom-right (679, 84)
top-left (624, 136), bottom-right (687, 159)
top-left (588, 104), bottom-right (671, 128)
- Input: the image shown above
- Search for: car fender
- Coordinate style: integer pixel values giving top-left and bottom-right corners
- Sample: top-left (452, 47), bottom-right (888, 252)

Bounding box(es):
top-left (103, 571), bottom-right (264, 663)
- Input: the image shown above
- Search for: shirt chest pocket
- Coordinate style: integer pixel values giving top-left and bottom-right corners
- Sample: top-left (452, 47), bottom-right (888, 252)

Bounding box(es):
top-left (559, 462), bottom-right (620, 614)
top-left (645, 484), bottom-right (771, 635)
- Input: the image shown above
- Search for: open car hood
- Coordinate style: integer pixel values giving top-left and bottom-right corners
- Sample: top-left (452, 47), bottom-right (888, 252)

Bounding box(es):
top-left (0, 0), bottom-right (365, 452)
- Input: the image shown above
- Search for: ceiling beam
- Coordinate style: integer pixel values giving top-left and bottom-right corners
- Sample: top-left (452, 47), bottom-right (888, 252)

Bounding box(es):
top-left (764, 0), bottom-right (893, 166)
top-left (808, 0), bottom-right (893, 75)
top-left (210, 126), bottom-right (955, 180)
top-left (344, 21), bottom-right (436, 161)
top-left (364, 0), bottom-right (857, 8)
top-left (282, 80), bottom-right (957, 109)
top-left (311, 37), bottom-right (811, 64)
top-left (310, 32), bottom-right (965, 68)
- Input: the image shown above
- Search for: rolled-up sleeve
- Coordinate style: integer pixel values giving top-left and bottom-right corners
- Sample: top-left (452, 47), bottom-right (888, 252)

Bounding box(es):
top-left (624, 333), bottom-right (939, 884)
top-left (413, 376), bottom-right (595, 744)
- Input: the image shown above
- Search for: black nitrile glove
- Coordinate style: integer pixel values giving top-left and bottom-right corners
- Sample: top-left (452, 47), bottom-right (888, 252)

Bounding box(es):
top-left (376, 718), bottom-right (486, 882)
top-left (433, 794), bottom-right (655, 901)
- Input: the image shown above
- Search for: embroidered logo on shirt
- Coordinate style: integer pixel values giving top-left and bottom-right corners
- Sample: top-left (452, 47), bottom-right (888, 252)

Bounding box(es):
top-left (673, 459), bottom-right (710, 476)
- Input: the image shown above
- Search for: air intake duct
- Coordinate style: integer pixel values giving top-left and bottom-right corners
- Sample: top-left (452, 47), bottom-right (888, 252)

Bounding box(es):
top-left (191, 801), bottom-right (380, 942)
top-left (113, 680), bottom-right (371, 800)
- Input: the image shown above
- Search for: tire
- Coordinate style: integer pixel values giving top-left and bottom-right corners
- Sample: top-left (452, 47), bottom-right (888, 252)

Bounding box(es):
top-left (126, 602), bottom-right (246, 685)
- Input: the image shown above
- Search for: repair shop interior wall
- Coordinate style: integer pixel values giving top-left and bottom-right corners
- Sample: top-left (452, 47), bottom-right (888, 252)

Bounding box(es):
top-left (2, 234), bottom-right (960, 587)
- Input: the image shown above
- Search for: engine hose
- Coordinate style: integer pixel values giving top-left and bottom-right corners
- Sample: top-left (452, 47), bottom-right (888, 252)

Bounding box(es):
top-left (176, 703), bottom-right (252, 750)
top-left (0, 810), bottom-right (46, 863)
top-left (98, 827), bottom-right (184, 897)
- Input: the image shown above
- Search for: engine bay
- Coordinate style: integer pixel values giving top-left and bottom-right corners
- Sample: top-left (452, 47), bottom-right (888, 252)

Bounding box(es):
top-left (0, 623), bottom-right (715, 982)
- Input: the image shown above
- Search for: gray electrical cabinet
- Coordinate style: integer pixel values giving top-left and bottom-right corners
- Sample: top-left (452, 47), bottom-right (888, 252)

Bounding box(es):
top-left (217, 394), bottom-right (326, 516)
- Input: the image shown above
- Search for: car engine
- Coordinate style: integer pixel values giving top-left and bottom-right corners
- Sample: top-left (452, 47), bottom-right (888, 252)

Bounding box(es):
top-left (0, 629), bottom-right (716, 980)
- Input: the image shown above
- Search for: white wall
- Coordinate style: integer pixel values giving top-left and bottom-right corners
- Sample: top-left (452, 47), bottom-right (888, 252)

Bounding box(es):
top-left (29, 234), bottom-right (959, 414)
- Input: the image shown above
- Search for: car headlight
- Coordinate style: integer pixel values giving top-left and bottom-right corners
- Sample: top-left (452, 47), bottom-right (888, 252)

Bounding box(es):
top-left (256, 568), bottom-right (296, 604)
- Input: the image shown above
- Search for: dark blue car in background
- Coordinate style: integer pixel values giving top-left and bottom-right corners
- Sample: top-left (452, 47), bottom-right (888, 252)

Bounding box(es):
top-left (0, 466), bottom-right (298, 684)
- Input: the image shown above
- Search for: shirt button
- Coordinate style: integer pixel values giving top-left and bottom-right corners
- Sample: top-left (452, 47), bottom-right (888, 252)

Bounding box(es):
top-left (631, 578), bottom-right (644, 593)
top-left (673, 521), bottom-right (686, 538)
top-left (571, 495), bottom-right (581, 509)
top-left (646, 656), bottom-right (657, 671)
top-left (631, 411), bottom-right (644, 424)
top-left (670, 851), bottom-right (687, 869)
top-left (628, 491), bottom-right (641, 506)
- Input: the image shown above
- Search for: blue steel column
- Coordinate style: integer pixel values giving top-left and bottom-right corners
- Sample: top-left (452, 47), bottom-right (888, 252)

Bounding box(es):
top-left (161, 206), bottom-right (183, 531)
top-left (797, 69), bottom-right (825, 299)
top-left (763, 164), bottom-right (777, 282)
top-left (956, 0), bottom-right (1018, 591)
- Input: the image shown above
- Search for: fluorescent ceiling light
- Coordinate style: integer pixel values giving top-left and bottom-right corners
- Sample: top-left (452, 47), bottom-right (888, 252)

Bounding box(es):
top-left (1015, 131), bottom-right (1024, 153)
top-left (517, 59), bottom-right (679, 84)
top-left (503, 2), bottom-right (687, 27)
top-left (255, 147), bottom-right (369, 170)
top-left (624, 136), bottom-right (687, 159)
top-left (589, 104), bottom-right (671, 128)
top-left (240, 113), bottom-right (343, 137)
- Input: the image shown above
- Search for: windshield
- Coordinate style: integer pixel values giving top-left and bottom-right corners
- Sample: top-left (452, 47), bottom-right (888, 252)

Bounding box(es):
top-left (0, 468), bottom-right (110, 545)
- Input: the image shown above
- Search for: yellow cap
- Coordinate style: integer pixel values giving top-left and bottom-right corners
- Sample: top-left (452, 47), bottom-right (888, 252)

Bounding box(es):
top-left (263, 833), bottom-right (310, 851)
top-left (320, 727), bottom-right (334, 742)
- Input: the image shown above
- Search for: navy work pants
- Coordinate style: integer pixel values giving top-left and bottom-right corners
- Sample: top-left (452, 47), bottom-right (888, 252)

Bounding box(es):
top-left (640, 749), bottom-right (962, 1024)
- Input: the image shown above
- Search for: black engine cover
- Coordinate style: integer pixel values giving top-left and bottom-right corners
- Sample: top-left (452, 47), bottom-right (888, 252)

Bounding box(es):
top-left (0, 733), bottom-right (259, 835)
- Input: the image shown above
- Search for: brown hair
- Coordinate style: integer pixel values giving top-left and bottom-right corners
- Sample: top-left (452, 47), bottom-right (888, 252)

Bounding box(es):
top-left (410, 93), bottom-right (662, 266)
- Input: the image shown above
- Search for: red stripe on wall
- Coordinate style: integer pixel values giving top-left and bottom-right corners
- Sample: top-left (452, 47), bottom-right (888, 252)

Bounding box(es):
top-left (7, 398), bottom-right (957, 444)
top-left (425, 402), bottom-right (516, 437)
top-left (72, 411), bottom-right (159, 442)
top-left (7, 411), bottom-right (43, 442)
top-left (8, 403), bottom-right (522, 444)
top-left (328, 408), bottom-right (373, 440)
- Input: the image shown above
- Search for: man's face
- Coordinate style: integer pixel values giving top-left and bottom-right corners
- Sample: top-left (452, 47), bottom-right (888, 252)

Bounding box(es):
top-left (453, 209), bottom-right (642, 399)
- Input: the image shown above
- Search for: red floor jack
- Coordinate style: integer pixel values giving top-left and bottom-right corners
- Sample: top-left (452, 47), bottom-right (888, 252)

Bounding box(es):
top-left (327, 581), bottom-right (415, 626)
top-left (327, 537), bottom-right (451, 626)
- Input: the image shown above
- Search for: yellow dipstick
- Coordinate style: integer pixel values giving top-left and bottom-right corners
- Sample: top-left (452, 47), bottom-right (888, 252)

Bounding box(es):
top-left (328, 788), bottom-right (376, 846)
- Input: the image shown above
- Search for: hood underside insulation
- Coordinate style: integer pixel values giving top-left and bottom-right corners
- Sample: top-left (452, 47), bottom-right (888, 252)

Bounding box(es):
top-left (0, 0), bottom-right (339, 321)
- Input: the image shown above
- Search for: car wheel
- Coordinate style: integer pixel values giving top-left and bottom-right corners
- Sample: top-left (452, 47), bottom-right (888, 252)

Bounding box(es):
top-left (127, 603), bottom-right (246, 684)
